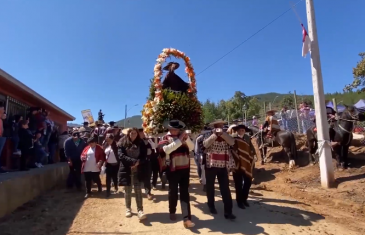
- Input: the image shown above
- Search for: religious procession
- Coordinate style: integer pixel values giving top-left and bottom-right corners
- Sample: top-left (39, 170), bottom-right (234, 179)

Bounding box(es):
top-left (65, 48), bottom-right (365, 230)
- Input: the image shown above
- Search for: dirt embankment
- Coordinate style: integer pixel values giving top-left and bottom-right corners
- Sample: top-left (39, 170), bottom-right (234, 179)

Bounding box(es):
top-left (251, 135), bottom-right (365, 230)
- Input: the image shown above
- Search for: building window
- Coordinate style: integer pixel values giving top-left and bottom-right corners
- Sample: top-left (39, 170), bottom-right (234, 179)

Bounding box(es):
top-left (7, 97), bottom-right (29, 118)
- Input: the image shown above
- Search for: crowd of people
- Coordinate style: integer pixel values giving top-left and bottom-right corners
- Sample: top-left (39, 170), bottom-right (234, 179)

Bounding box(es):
top-left (63, 118), bottom-right (256, 229)
top-left (0, 101), bottom-right (59, 174)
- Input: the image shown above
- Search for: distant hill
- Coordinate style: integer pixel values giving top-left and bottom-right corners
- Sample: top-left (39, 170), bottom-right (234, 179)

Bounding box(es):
top-left (116, 115), bottom-right (142, 128)
top-left (252, 92), bottom-right (313, 103)
top-left (67, 123), bottom-right (82, 127)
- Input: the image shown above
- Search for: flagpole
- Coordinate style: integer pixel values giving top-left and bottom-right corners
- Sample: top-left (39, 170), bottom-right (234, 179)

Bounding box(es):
top-left (306, 0), bottom-right (335, 188)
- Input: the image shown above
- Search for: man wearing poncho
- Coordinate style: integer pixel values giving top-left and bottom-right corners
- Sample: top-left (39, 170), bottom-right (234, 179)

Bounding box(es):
top-left (203, 119), bottom-right (236, 220)
top-left (229, 124), bottom-right (256, 209)
top-left (158, 120), bottom-right (195, 228)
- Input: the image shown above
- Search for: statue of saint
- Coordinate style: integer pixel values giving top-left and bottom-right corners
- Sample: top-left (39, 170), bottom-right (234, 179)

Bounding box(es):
top-left (162, 62), bottom-right (189, 93)
top-left (98, 109), bottom-right (105, 123)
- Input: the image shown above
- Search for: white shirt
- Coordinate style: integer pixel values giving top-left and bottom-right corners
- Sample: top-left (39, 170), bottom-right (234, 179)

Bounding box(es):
top-left (84, 147), bottom-right (100, 172)
top-left (105, 146), bottom-right (118, 164)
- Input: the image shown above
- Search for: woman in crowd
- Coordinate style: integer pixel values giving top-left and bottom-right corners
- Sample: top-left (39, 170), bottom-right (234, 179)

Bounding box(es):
top-left (104, 133), bottom-right (119, 197)
top-left (81, 135), bottom-right (105, 199)
top-left (117, 127), bottom-right (147, 221)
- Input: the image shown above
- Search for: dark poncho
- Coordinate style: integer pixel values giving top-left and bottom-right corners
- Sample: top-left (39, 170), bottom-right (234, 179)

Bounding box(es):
top-left (162, 71), bottom-right (189, 93)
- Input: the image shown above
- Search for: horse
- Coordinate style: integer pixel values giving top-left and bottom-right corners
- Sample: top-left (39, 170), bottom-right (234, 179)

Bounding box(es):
top-left (306, 105), bottom-right (365, 169)
top-left (249, 126), bottom-right (298, 169)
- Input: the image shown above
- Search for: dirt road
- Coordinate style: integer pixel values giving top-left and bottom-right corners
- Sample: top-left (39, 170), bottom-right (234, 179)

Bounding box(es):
top-left (0, 164), bottom-right (361, 235)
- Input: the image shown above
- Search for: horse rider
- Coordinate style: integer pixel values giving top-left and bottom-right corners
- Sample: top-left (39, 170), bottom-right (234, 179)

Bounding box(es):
top-left (260, 110), bottom-right (281, 149)
top-left (312, 104), bottom-right (337, 142)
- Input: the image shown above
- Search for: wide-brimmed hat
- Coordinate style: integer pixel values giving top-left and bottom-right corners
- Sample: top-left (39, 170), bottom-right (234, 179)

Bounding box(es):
top-left (109, 121), bottom-right (115, 125)
top-left (163, 120), bottom-right (186, 129)
top-left (266, 110), bottom-right (277, 114)
top-left (234, 124), bottom-right (251, 132)
top-left (83, 122), bottom-right (89, 125)
top-left (209, 119), bottom-right (226, 126)
top-left (163, 62), bottom-right (180, 71)
top-left (227, 124), bottom-right (237, 133)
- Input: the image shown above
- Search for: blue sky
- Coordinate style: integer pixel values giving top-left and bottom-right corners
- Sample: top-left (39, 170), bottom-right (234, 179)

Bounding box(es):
top-left (0, 0), bottom-right (364, 123)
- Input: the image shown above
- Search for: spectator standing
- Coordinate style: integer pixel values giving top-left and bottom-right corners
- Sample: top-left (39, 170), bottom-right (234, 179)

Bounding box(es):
top-left (18, 120), bottom-right (35, 171)
top-left (64, 131), bottom-right (87, 191)
top-left (58, 131), bottom-right (69, 162)
top-left (11, 115), bottom-right (23, 155)
top-left (104, 133), bottom-right (119, 197)
top-left (0, 102), bottom-right (7, 173)
top-left (81, 135), bottom-right (105, 198)
top-left (251, 116), bottom-right (258, 127)
top-left (48, 126), bottom-right (59, 164)
top-left (280, 107), bottom-right (288, 131)
top-left (34, 132), bottom-right (47, 167)
top-left (117, 128), bottom-right (147, 220)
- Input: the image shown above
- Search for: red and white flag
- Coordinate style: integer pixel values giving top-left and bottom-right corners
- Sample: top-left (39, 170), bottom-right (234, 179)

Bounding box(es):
top-left (301, 24), bottom-right (311, 57)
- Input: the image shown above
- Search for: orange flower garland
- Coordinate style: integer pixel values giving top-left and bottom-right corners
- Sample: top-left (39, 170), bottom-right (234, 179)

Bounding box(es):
top-left (142, 48), bottom-right (198, 134)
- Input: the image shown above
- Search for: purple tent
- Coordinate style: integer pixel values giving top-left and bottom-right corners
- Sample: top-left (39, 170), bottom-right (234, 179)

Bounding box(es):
top-left (326, 101), bottom-right (346, 113)
top-left (354, 99), bottom-right (365, 109)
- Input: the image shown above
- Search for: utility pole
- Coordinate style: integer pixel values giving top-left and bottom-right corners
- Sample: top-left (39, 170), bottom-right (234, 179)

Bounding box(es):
top-left (269, 102), bottom-right (272, 111)
top-left (293, 90), bottom-right (301, 133)
top-left (124, 104), bottom-right (127, 128)
top-left (263, 102), bottom-right (266, 119)
top-left (306, 0), bottom-right (334, 188)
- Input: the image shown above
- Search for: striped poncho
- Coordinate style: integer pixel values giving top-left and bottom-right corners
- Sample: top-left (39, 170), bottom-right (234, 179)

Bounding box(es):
top-left (231, 135), bottom-right (256, 178)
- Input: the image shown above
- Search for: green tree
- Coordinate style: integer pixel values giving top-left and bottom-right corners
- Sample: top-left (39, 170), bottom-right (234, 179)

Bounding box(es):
top-left (302, 97), bottom-right (313, 106)
top-left (202, 100), bottom-right (217, 123)
top-left (247, 97), bottom-right (261, 118)
top-left (344, 52), bottom-right (365, 92)
top-left (280, 95), bottom-right (294, 108)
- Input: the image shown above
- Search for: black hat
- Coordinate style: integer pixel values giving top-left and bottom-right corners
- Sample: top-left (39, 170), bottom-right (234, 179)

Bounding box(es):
top-left (138, 128), bottom-right (144, 132)
top-left (163, 120), bottom-right (186, 129)
top-left (83, 122), bottom-right (89, 125)
top-left (234, 124), bottom-right (251, 132)
top-left (163, 62), bottom-right (180, 71)
top-left (109, 121), bottom-right (115, 125)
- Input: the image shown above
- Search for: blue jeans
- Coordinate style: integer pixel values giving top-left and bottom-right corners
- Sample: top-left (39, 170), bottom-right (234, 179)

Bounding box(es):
top-left (12, 136), bottom-right (20, 152)
top-left (282, 119), bottom-right (288, 130)
top-left (0, 137), bottom-right (6, 168)
top-left (48, 143), bottom-right (57, 164)
top-left (35, 147), bottom-right (47, 164)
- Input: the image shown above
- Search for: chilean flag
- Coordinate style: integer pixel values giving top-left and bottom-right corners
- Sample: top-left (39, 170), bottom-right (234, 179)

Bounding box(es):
top-left (301, 24), bottom-right (311, 57)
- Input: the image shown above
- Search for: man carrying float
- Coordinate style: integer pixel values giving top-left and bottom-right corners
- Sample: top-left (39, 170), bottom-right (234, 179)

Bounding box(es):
top-left (141, 48), bottom-right (204, 229)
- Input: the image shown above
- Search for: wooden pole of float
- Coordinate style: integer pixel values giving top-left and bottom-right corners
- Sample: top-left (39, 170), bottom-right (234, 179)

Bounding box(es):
top-left (306, 0), bottom-right (335, 188)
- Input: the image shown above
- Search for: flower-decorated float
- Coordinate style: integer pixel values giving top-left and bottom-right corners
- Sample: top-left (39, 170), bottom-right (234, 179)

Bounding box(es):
top-left (141, 48), bottom-right (204, 136)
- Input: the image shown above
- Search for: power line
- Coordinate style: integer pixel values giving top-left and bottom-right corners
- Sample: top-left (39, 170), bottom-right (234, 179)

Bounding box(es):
top-left (196, 0), bottom-right (303, 76)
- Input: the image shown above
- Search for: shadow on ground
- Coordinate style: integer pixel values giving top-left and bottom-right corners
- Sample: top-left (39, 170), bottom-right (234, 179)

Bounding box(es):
top-left (144, 196), bottom-right (324, 234)
top-left (0, 186), bottom-right (86, 235)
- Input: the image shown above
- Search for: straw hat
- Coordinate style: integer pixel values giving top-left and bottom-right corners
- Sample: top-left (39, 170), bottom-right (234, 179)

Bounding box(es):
top-left (209, 119), bottom-right (226, 126)
top-left (266, 110), bottom-right (277, 115)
